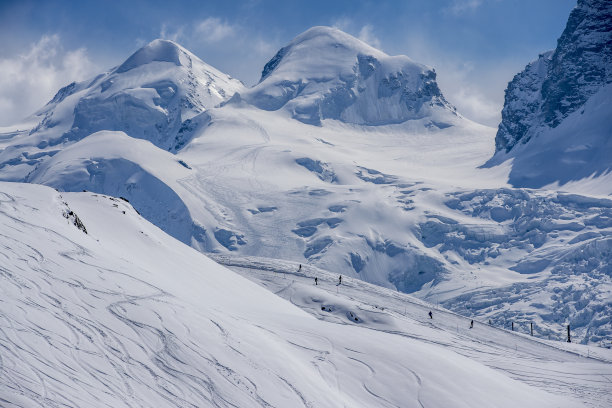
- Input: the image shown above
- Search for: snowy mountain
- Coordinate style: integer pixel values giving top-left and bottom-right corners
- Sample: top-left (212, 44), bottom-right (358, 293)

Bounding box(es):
top-left (1, 181), bottom-right (610, 407)
top-left (0, 39), bottom-right (243, 158)
top-left (238, 26), bottom-right (457, 125)
top-left (0, 23), bottom-right (611, 347)
top-left (490, 0), bottom-right (612, 190)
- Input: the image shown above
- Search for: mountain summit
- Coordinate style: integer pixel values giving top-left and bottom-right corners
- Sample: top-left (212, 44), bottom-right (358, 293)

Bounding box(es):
top-left (490, 0), bottom-right (612, 190)
top-left (241, 26), bottom-right (456, 125)
top-left (10, 39), bottom-right (244, 154)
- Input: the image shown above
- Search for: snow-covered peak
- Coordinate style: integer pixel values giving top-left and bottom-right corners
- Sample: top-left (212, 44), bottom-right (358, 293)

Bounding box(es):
top-left (13, 38), bottom-right (245, 153)
top-left (242, 26), bottom-right (456, 126)
top-left (258, 26), bottom-right (388, 82)
top-left (116, 39), bottom-right (188, 73)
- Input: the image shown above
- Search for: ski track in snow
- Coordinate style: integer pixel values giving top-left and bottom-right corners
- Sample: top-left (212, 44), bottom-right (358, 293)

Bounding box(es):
top-left (1, 185), bottom-right (610, 408)
top-left (211, 254), bottom-right (612, 408)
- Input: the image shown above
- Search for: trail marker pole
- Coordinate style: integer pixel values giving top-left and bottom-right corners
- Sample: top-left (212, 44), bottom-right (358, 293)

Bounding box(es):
top-left (511, 321), bottom-right (514, 331)
top-left (531, 322), bottom-right (533, 336)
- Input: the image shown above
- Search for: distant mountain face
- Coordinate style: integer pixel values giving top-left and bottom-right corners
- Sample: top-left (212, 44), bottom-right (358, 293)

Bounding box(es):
top-left (496, 0), bottom-right (611, 153)
top-left (240, 26), bottom-right (457, 125)
top-left (19, 39), bottom-right (244, 153)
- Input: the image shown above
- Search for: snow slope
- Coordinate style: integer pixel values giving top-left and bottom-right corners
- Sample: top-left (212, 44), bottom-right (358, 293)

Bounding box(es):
top-left (1, 181), bottom-right (609, 407)
top-left (0, 24), bottom-right (610, 346)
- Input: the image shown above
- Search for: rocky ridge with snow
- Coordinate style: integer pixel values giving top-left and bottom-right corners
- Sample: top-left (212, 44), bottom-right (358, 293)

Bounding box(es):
top-left (496, 0), bottom-right (611, 152)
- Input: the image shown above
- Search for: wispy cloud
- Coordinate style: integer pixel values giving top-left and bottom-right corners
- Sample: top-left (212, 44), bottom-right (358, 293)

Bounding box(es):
top-left (445, 0), bottom-right (484, 15)
top-left (331, 17), bottom-right (352, 32)
top-left (160, 23), bottom-right (185, 43)
top-left (0, 34), bottom-right (98, 125)
top-left (330, 18), bottom-right (382, 50)
top-left (358, 24), bottom-right (382, 49)
top-left (195, 17), bottom-right (236, 43)
top-left (159, 17), bottom-right (237, 46)
top-left (397, 31), bottom-right (518, 126)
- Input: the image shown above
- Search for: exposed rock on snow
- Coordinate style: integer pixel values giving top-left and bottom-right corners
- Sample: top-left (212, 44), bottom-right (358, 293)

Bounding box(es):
top-left (491, 0), bottom-right (612, 189)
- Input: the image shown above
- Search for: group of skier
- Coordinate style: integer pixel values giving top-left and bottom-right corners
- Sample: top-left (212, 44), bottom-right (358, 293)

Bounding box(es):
top-left (298, 264), bottom-right (342, 286)
top-left (299, 264), bottom-right (482, 330)
top-left (428, 310), bottom-right (475, 329)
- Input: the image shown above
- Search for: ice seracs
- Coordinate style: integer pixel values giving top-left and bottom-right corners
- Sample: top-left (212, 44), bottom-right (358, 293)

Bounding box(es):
top-left (240, 26), bottom-right (457, 125)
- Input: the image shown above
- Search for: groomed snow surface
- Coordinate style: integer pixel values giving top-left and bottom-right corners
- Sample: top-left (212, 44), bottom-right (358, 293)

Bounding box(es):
top-left (1, 182), bottom-right (611, 408)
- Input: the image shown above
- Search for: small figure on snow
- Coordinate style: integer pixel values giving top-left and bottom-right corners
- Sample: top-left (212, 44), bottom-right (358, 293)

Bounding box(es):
top-left (428, 311), bottom-right (433, 319)
top-left (315, 277), bottom-right (318, 285)
top-left (298, 264), bottom-right (302, 272)
top-left (470, 320), bottom-right (474, 329)
top-left (338, 275), bottom-right (342, 285)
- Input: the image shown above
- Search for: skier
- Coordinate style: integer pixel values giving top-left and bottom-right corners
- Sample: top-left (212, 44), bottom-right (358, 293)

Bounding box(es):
top-left (338, 275), bottom-right (342, 285)
top-left (428, 311), bottom-right (433, 319)
top-left (298, 264), bottom-right (302, 272)
top-left (314, 277), bottom-right (318, 285)
top-left (470, 320), bottom-right (474, 329)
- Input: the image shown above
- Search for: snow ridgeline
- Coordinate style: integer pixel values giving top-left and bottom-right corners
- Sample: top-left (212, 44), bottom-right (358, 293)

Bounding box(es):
top-left (1, 182), bottom-right (610, 408)
top-left (237, 26), bottom-right (457, 125)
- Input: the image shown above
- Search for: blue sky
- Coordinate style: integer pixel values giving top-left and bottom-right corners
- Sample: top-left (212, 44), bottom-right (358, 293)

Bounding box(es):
top-left (0, 0), bottom-right (576, 126)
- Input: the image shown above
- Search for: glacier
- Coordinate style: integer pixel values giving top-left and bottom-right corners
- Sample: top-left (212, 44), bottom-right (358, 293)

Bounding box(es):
top-left (0, 9), bottom-right (610, 352)
top-left (0, 181), bottom-right (610, 407)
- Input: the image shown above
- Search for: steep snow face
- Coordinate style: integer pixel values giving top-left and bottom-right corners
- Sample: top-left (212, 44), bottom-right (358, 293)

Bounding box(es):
top-left (3, 182), bottom-right (602, 408)
top-left (504, 84), bottom-right (612, 190)
top-left (241, 26), bottom-right (456, 125)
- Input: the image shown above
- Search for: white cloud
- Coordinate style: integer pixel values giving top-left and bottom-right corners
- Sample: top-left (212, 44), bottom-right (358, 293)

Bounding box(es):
top-left (160, 23), bottom-right (185, 43)
top-left (330, 18), bottom-right (383, 50)
top-left (194, 17), bottom-right (236, 43)
top-left (448, 85), bottom-right (502, 126)
top-left (331, 17), bottom-right (353, 32)
top-left (0, 34), bottom-right (98, 126)
top-left (445, 0), bottom-right (484, 15)
top-left (390, 31), bottom-right (522, 127)
top-left (358, 24), bottom-right (382, 49)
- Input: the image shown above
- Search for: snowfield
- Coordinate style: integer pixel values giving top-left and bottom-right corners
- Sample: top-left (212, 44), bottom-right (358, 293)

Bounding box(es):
top-left (1, 182), bottom-right (610, 407)
top-left (0, 14), bottom-right (610, 350)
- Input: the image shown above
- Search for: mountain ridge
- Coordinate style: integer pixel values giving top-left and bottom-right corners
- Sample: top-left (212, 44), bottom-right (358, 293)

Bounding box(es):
top-left (489, 0), bottom-right (612, 190)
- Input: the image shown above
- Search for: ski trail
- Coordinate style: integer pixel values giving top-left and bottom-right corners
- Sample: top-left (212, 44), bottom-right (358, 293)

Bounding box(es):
top-left (212, 253), bottom-right (612, 408)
